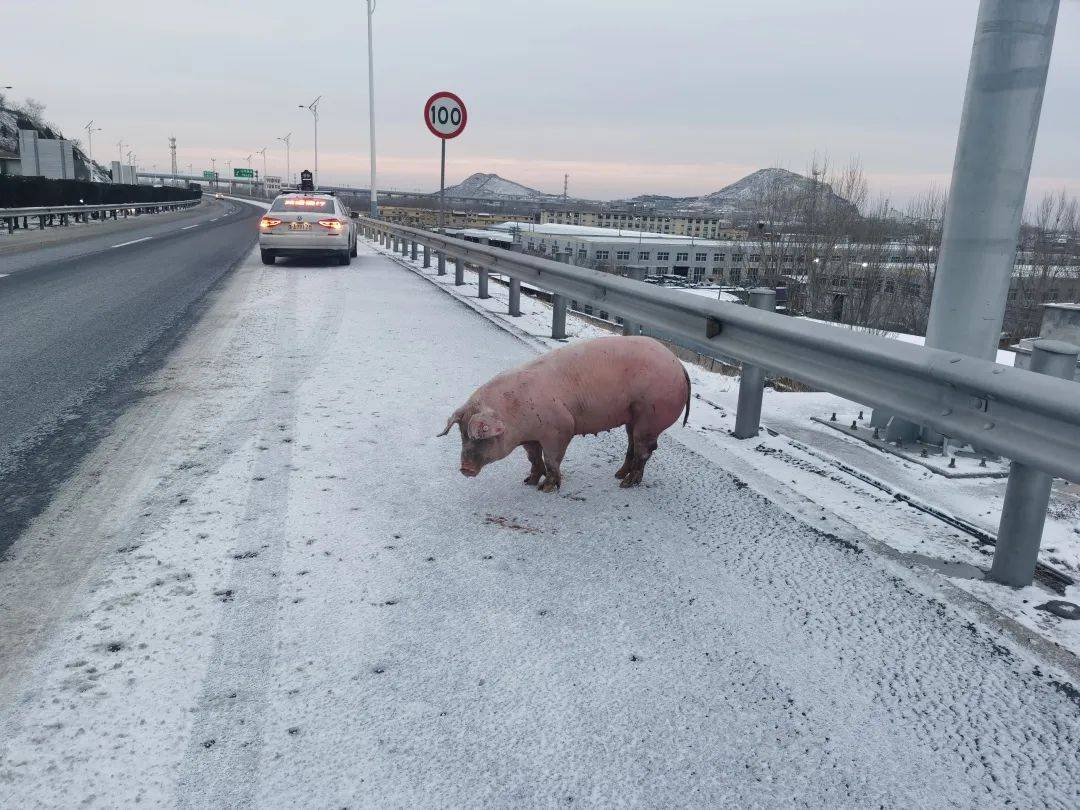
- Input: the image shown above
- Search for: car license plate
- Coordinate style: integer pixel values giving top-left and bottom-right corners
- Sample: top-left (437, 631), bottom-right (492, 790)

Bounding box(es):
top-left (289, 222), bottom-right (312, 231)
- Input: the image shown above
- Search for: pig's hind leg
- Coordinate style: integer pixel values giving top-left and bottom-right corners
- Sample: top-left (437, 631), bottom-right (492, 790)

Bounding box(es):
top-left (619, 419), bottom-right (659, 488)
top-left (522, 441), bottom-right (545, 486)
top-left (614, 425), bottom-right (634, 480)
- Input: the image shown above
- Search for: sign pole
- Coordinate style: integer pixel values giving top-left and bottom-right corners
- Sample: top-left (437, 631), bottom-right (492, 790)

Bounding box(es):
top-left (439, 138), bottom-right (446, 233)
top-left (424, 90), bottom-right (467, 235)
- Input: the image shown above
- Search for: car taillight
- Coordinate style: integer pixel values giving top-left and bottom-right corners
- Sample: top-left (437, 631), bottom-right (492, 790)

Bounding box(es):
top-left (317, 218), bottom-right (343, 231)
top-left (259, 217), bottom-right (282, 228)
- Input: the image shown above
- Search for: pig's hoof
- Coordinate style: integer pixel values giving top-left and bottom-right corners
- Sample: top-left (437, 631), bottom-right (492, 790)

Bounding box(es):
top-left (523, 473), bottom-right (542, 485)
top-left (619, 475), bottom-right (641, 489)
top-left (538, 478), bottom-right (560, 493)
top-left (614, 467), bottom-right (629, 480)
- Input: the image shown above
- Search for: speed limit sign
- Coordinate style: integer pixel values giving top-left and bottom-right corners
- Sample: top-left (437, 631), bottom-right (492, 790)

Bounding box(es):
top-left (424, 91), bottom-right (467, 139)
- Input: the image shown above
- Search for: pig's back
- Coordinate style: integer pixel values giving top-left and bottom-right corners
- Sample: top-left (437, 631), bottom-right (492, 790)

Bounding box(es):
top-left (539, 336), bottom-right (685, 435)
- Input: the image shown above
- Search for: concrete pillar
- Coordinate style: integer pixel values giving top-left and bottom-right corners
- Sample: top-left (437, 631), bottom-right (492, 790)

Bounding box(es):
top-left (990, 339), bottom-right (1079, 586)
top-left (733, 288), bottom-right (778, 439)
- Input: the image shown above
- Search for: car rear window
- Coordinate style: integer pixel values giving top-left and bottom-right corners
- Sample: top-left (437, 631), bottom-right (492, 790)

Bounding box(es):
top-left (270, 197), bottom-right (333, 213)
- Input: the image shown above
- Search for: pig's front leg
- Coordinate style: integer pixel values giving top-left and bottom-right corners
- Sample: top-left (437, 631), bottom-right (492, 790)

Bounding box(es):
top-left (522, 441), bottom-right (545, 485)
top-left (537, 435), bottom-right (571, 493)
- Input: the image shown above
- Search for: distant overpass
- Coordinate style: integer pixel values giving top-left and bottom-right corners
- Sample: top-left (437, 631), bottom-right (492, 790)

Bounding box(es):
top-left (133, 171), bottom-right (552, 211)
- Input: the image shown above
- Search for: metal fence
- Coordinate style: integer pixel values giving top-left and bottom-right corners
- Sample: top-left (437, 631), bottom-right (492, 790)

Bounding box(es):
top-left (361, 217), bottom-right (1080, 588)
top-left (1, 198), bottom-right (201, 235)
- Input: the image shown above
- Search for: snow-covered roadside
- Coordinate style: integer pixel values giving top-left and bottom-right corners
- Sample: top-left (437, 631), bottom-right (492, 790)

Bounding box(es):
top-left (375, 239), bottom-right (1080, 660)
top-left (1, 239), bottom-right (1080, 805)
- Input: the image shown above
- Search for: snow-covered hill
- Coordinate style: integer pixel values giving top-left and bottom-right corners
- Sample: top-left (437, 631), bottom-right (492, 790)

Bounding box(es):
top-left (698, 167), bottom-right (858, 220)
top-left (440, 167), bottom-right (860, 223)
top-left (442, 172), bottom-right (559, 200)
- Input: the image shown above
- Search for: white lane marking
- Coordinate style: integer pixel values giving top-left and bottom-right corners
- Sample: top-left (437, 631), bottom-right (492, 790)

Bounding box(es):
top-left (111, 236), bottom-right (153, 248)
top-left (209, 217), bottom-right (220, 222)
top-left (181, 224), bottom-right (199, 230)
top-left (0, 274), bottom-right (9, 279)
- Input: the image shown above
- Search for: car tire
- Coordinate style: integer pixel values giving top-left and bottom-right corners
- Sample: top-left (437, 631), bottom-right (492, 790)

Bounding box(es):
top-left (339, 250), bottom-right (351, 266)
top-left (260, 249), bottom-right (276, 265)
top-left (350, 238), bottom-right (357, 258)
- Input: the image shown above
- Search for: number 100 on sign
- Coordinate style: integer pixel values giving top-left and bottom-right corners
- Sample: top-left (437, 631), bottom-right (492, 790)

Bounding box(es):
top-left (424, 91), bottom-right (467, 139)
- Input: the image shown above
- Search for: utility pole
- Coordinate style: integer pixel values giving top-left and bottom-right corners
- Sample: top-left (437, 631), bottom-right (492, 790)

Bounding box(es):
top-left (366, 0), bottom-right (379, 217)
top-left (278, 133), bottom-right (292, 186)
top-left (563, 173), bottom-right (568, 202)
top-left (169, 136), bottom-right (178, 176)
top-left (924, 0), bottom-right (1060, 364)
top-left (300, 95), bottom-right (322, 188)
top-left (872, 0), bottom-right (1060, 447)
top-left (210, 157), bottom-right (217, 190)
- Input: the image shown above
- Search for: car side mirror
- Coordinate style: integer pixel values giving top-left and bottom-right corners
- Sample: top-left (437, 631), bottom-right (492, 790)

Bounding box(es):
top-left (350, 211), bottom-right (359, 220)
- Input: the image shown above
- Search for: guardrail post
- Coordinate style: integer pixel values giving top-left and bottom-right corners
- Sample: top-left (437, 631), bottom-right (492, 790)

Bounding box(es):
top-left (423, 244), bottom-right (431, 268)
top-left (509, 278), bottom-right (521, 316)
top-left (410, 240), bottom-right (418, 261)
top-left (990, 339), bottom-right (1080, 587)
top-left (437, 251), bottom-right (446, 276)
top-left (622, 266), bottom-right (648, 335)
top-left (733, 288), bottom-right (778, 439)
top-left (551, 295), bottom-right (568, 339)
top-left (478, 267), bottom-right (490, 299)
top-left (454, 258), bottom-right (465, 286)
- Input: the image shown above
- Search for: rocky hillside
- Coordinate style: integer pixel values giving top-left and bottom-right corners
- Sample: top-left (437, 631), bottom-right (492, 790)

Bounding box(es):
top-left (442, 172), bottom-right (559, 200)
top-left (697, 167), bottom-right (859, 221)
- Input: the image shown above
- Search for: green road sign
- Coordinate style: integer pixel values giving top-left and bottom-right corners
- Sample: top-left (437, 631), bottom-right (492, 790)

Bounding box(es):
top-left (202, 170), bottom-right (218, 179)
top-left (234, 168), bottom-right (254, 178)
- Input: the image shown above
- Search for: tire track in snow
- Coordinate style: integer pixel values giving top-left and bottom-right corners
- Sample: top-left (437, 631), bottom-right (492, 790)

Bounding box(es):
top-left (175, 268), bottom-right (345, 808)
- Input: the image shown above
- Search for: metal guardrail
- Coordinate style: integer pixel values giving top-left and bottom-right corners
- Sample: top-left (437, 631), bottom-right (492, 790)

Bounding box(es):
top-left (1, 198), bottom-right (201, 234)
top-left (362, 217), bottom-right (1080, 587)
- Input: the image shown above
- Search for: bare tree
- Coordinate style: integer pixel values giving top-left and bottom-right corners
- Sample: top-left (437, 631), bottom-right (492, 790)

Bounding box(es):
top-left (1006, 190), bottom-right (1079, 339)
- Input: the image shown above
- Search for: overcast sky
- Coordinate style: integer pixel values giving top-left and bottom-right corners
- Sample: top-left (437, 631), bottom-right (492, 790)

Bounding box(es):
top-left (5, 1), bottom-right (1078, 205)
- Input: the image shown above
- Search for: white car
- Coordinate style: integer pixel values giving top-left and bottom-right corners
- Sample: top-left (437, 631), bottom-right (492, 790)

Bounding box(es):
top-left (258, 191), bottom-right (358, 266)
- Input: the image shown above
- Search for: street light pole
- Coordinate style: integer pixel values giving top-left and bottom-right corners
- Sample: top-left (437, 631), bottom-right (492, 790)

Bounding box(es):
top-left (278, 133), bottom-right (292, 186)
top-left (300, 95), bottom-right (322, 188)
top-left (366, 0), bottom-right (379, 217)
top-left (256, 146), bottom-right (268, 195)
top-left (83, 120), bottom-right (101, 167)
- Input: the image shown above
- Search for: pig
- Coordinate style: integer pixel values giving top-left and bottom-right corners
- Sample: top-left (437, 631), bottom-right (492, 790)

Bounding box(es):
top-left (437, 336), bottom-right (690, 491)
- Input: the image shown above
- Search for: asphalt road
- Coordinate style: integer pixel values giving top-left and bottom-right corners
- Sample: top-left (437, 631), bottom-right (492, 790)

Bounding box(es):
top-left (0, 196), bottom-right (262, 546)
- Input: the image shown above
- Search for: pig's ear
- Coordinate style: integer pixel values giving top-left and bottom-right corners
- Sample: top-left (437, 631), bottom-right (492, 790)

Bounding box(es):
top-left (437, 408), bottom-right (463, 437)
top-left (467, 413), bottom-right (505, 440)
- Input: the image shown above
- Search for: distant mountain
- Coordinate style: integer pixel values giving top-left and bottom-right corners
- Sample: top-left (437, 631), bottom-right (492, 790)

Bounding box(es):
top-left (439, 167), bottom-right (860, 223)
top-left (442, 172), bottom-right (558, 201)
top-left (698, 168), bottom-right (858, 221)
top-left (614, 169), bottom-right (859, 222)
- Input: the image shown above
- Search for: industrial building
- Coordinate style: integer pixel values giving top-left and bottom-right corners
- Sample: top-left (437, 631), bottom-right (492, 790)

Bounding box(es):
top-left (539, 209), bottom-right (748, 240)
top-left (488, 222), bottom-right (783, 285)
